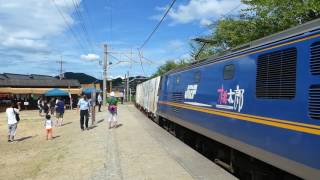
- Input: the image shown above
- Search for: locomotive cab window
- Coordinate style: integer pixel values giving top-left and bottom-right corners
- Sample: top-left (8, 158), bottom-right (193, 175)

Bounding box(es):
top-left (194, 71), bottom-right (201, 83)
top-left (223, 64), bottom-right (235, 80)
top-left (176, 75), bottom-right (181, 84)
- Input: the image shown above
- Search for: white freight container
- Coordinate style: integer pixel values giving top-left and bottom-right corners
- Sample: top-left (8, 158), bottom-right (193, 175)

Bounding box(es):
top-left (135, 76), bottom-right (161, 116)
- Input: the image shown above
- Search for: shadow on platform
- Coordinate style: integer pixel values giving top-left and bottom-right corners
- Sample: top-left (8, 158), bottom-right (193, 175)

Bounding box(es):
top-left (61, 122), bottom-right (72, 126)
top-left (88, 125), bottom-right (97, 130)
top-left (114, 123), bottom-right (123, 128)
top-left (96, 119), bottom-right (105, 124)
top-left (53, 135), bottom-right (61, 139)
top-left (15, 135), bottom-right (37, 142)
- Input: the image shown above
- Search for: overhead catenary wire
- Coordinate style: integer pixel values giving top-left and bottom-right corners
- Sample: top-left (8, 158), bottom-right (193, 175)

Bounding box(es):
top-left (82, 0), bottom-right (98, 43)
top-left (194, 3), bottom-right (243, 38)
top-left (191, 3), bottom-right (243, 60)
top-left (106, 0), bottom-right (113, 41)
top-left (137, 0), bottom-right (177, 76)
top-left (62, 0), bottom-right (91, 52)
top-left (71, 0), bottom-right (95, 52)
top-left (139, 0), bottom-right (177, 50)
top-left (51, 0), bottom-right (88, 53)
top-left (137, 49), bottom-right (146, 75)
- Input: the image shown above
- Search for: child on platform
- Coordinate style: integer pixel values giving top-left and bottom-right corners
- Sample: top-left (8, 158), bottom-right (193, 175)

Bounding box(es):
top-left (44, 114), bottom-right (54, 140)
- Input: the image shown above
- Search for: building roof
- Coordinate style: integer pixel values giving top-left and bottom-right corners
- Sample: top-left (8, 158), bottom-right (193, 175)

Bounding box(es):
top-left (30, 74), bottom-right (57, 80)
top-left (0, 73), bottom-right (80, 88)
top-left (62, 72), bottom-right (100, 84)
top-left (3, 73), bottom-right (31, 80)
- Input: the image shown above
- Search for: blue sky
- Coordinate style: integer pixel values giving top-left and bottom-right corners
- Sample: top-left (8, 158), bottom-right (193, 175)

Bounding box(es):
top-left (0, 0), bottom-right (242, 79)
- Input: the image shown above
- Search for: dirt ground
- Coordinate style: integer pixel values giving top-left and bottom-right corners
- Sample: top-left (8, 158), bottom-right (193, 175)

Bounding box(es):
top-left (0, 108), bottom-right (107, 180)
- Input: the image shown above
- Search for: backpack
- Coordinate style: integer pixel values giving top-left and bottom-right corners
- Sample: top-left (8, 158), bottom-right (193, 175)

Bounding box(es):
top-left (108, 105), bottom-right (117, 114)
top-left (13, 108), bottom-right (20, 122)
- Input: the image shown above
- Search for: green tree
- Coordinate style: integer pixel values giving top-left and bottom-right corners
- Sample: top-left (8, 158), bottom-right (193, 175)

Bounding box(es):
top-left (152, 0), bottom-right (320, 76)
top-left (193, 0), bottom-right (320, 60)
top-left (151, 60), bottom-right (189, 78)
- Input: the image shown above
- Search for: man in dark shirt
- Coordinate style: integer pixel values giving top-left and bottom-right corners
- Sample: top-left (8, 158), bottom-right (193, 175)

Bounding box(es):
top-left (55, 98), bottom-right (65, 126)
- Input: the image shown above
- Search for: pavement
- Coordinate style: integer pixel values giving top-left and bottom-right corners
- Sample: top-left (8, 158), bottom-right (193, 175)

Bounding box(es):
top-left (92, 104), bottom-right (236, 180)
top-left (0, 104), bottom-right (236, 180)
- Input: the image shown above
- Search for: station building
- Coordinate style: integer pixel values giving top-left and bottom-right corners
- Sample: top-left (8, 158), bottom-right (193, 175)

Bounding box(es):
top-left (0, 73), bottom-right (81, 111)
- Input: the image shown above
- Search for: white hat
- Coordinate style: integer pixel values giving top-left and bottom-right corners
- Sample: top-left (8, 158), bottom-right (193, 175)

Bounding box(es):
top-left (110, 91), bottom-right (115, 97)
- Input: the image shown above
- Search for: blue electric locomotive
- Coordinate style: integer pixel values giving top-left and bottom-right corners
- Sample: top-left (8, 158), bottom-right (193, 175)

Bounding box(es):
top-left (157, 19), bottom-right (320, 179)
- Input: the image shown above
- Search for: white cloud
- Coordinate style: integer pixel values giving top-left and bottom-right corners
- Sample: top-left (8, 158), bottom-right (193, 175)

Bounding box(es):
top-left (200, 19), bottom-right (213, 27)
top-left (109, 75), bottom-right (125, 79)
top-left (149, 6), bottom-right (169, 20)
top-left (168, 39), bottom-right (184, 50)
top-left (2, 37), bottom-right (49, 53)
top-left (164, 0), bottom-right (242, 25)
top-left (0, 0), bottom-right (78, 53)
top-left (80, 53), bottom-right (100, 61)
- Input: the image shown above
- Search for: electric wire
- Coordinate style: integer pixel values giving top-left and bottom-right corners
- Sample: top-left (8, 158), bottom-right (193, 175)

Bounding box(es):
top-left (51, 0), bottom-right (88, 53)
top-left (71, 0), bottom-right (95, 52)
top-left (62, 0), bottom-right (90, 51)
top-left (75, 0), bottom-right (96, 51)
top-left (194, 3), bottom-right (243, 38)
top-left (137, 49), bottom-right (146, 75)
top-left (138, 0), bottom-right (177, 76)
top-left (82, 0), bottom-right (97, 43)
top-left (139, 0), bottom-right (177, 50)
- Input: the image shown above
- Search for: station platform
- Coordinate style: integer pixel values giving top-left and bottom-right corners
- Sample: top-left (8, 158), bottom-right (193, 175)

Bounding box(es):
top-left (0, 104), bottom-right (237, 180)
top-left (92, 104), bottom-right (237, 180)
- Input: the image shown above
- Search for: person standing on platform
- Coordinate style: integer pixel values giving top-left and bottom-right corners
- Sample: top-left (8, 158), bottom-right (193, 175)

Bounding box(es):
top-left (119, 91), bottom-right (124, 104)
top-left (107, 92), bottom-right (118, 129)
top-left (77, 95), bottom-right (90, 131)
top-left (37, 97), bottom-right (43, 116)
top-left (55, 98), bottom-right (65, 126)
top-left (97, 93), bottom-right (102, 112)
top-left (44, 114), bottom-right (54, 140)
top-left (6, 102), bottom-right (21, 143)
top-left (49, 98), bottom-right (56, 115)
top-left (43, 101), bottom-right (49, 116)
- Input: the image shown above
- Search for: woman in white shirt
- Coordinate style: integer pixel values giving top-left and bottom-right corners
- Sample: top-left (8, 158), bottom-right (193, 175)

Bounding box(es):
top-left (6, 102), bottom-right (21, 143)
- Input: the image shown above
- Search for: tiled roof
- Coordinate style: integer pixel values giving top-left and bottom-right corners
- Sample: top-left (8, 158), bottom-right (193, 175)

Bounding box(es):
top-left (0, 73), bottom-right (80, 88)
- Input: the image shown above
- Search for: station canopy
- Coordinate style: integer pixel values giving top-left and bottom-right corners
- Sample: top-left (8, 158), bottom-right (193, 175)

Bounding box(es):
top-left (45, 88), bottom-right (69, 97)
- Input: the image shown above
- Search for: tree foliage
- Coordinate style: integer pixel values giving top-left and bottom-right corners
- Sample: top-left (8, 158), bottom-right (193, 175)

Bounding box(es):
top-left (194, 0), bottom-right (320, 58)
top-left (152, 0), bottom-right (320, 76)
top-left (151, 60), bottom-right (189, 78)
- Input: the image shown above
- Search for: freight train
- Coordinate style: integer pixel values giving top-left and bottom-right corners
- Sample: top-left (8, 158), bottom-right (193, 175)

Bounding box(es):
top-left (135, 18), bottom-right (320, 180)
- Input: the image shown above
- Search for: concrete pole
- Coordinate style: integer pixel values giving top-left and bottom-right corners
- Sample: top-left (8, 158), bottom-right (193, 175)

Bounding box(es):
top-left (127, 71), bottom-right (129, 102)
top-left (91, 83), bottom-right (96, 125)
top-left (109, 81), bottom-right (112, 92)
top-left (124, 74), bottom-right (127, 101)
top-left (103, 44), bottom-right (108, 106)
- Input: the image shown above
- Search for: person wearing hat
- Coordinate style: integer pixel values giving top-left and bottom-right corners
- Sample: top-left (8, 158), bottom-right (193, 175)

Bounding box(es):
top-left (107, 91), bottom-right (118, 129)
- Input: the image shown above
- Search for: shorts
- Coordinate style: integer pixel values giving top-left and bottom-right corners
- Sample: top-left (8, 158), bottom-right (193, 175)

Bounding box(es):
top-left (56, 112), bottom-right (64, 118)
top-left (46, 128), bottom-right (52, 134)
top-left (8, 123), bottom-right (17, 136)
top-left (108, 112), bottom-right (117, 122)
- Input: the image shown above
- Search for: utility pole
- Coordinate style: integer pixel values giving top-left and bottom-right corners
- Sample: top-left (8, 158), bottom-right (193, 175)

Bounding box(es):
top-left (57, 56), bottom-right (65, 80)
top-left (124, 74), bottom-right (126, 101)
top-left (91, 82), bottom-right (96, 125)
top-left (127, 71), bottom-right (129, 102)
top-left (103, 44), bottom-right (108, 106)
